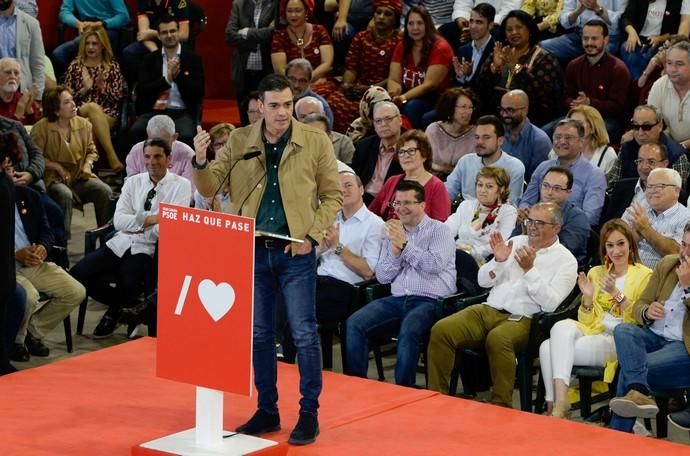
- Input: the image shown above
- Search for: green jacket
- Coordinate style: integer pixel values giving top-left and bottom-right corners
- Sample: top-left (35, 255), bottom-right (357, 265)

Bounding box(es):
top-left (194, 118), bottom-right (342, 253)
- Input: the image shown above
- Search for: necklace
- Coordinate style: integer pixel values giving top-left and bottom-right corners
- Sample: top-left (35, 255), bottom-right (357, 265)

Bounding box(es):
top-left (289, 26), bottom-right (308, 58)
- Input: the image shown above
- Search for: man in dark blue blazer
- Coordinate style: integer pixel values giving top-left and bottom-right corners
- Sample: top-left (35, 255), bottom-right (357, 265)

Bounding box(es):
top-left (453, 3), bottom-right (495, 97)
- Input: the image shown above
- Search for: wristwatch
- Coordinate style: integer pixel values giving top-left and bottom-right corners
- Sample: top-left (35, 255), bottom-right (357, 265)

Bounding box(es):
top-left (334, 243), bottom-right (344, 256)
top-left (191, 156), bottom-right (208, 170)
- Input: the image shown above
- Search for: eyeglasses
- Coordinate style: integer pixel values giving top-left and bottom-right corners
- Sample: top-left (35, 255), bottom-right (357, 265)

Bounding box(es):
top-left (373, 114), bottom-right (399, 126)
top-left (390, 200), bottom-right (420, 208)
top-left (287, 76), bottom-right (309, 85)
top-left (455, 104), bottom-right (474, 111)
top-left (634, 158), bottom-right (662, 166)
top-left (523, 218), bottom-right (557, 228)
top-left (646, 183), bottom-right (678, 191)
top-left (476, 182), bottom-right (496, 190)
top-left (397, 147), bottom-right (419, 157)
top-left (144, 188), bottom-right (157, 211)
top-left (553, 134), bottom-right (579, 142)
top-left (499, 106), bottom-right (526, 114)
top-left (540, 182), bottom-right (570, 193)
top-left (630, 122), bottom-right (659, 131)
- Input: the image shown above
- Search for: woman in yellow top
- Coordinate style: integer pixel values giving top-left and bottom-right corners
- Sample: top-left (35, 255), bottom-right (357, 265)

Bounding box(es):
top-left (539, 219), bottom-right (652, 418)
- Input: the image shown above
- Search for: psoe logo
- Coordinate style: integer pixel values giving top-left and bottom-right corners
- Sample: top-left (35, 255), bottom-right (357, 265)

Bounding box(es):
top-left (174, 275), bottom-right (236, 322)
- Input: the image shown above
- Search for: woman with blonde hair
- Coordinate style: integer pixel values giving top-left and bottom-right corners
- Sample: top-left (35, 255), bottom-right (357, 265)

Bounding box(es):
top-left (566, 105), bottom-right (617, 174)
top-left (63, 25), bottom-right (125, 172)
top-left (539, 219), bottom-right (652, 418)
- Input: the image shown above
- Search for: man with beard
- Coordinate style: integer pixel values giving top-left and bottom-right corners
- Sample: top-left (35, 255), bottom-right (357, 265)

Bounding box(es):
top-left (445, 115), bottom-right (525, 205)
top-left (130, 14), bottom-right (204, 148)
top-left (499, 90), bottom-right (552, 182)
top-left (452, 3), bottom-right (495, 95)
top-left (0, 0), bottom-right (44, 99)
top-left (0, 58), bottom-right (39, 124)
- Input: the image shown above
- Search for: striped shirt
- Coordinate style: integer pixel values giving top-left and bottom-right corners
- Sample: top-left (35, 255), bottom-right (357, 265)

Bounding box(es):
top-left (376, 215), bottom-right (457, 299)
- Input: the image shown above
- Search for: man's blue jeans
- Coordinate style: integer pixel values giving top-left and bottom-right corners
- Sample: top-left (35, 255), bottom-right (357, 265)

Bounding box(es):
top-left (609, 323), bottom-right (690, 432)
top-left (253, 243), bottom-right (321, 415)
top-left (345, 294), bottom-right (438, 386)
top-left (540, 28), bottom-right (621, 67)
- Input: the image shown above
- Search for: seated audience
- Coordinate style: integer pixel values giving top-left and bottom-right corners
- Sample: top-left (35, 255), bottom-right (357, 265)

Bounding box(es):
top-left (424, 87), bottom-right (478, 180)
top-left (130, 15), bottom-right (204, 149)
top-left (622, 168), bottom-right (690, 269)
top-left (192, 123), bottom-right (232, 211)
top-left (427, 202), bottom-right (578, 406)
top-left (440, 0), bottom-right (511, 46)
top-left (520, 119), bottom-right (606, 226)
top-left (445, 166), bottom-right (517, 294)
top-left (446, 115), bottom-right (525, 205)
top-left (515, 166), bottom-right (590, 267)
top-left (608, 104), bottom-right (689, 190)
top-left (241, 91), bottom-right (264, 126)
top-left (302, 113), bottom-right (356, 165)
top-left (369, 129), bottom-right (451, 221)
top-left (387, 5), bottom-right (453, 129)
top-left (499, 89), bottom-right (551, 181)
top-left (636, 35), bottom-right (688, 95)
top-left (476, 10), bottom-right (563, 127)
top-left (30, 86), bottom-right (113, 239)
top-left (351, 101), bottom-right (404, 204)
top-left (451, 3), bottom-right (496, 95)
top-left (540, 219), bottom-right (652, 418)
top-left (346, 86), bottom-right (392, 144)
top-left (324, 0), bottom-right (402, 133)
top-left (558, 105), bottom-right (617, 174)
top-left (63, 25), bottom-right (125, 172)
top-left (70, 138), bottom-right (192, 338)
top-left (0, 58), bottom-right (40, 124)
top-left (345, 180), bottom-right (456, 386)
top-left (521, 0), bottom-right (566, 39)
top-left (287, 59), bottom-right (334, 126)
top-left (608, 223), bottom-right (690, 432)
top-left (619, 0), bottom-right (683, 80)
top-left (52, 0), bottom-right (130, 78)
top-left (271, 0), bottom-right (333, 85)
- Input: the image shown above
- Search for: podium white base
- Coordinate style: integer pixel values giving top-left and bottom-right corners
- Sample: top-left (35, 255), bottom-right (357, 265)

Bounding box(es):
top-left (140, 429), bottom-right (278, 455)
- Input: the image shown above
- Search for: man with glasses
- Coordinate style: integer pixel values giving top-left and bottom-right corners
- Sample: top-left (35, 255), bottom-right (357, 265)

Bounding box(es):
top-left (427, 202), bottom-right (577, 407)
top-left (520, 118), bottom-right (606, 226)
top-left (608, 104), bottom-right (689, 191)
top-left (352, 101), bottom-right (404, 204)
top-left (513, 166), bottom-right (589, 267)
top-left (345, 179), bottom-right (456, 386)
top-left (499, 90), bottom-right (552, 181)
top-left (445, 114), bottom-right (525, 205)
top-left (70, 138), bottom-right (192, 338)
top-left (286, 58), bottom-right (334, 127)
top-left (622, 168), bottom-right (690, 269)
top-left (608, 221), bottom-right (690, 433)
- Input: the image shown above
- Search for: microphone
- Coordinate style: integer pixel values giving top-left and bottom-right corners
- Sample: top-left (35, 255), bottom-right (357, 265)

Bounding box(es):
top-left (210, 150), bottom-right (262, 212)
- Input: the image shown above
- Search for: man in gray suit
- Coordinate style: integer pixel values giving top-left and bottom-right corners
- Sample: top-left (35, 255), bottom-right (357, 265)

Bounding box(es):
top-left (225, 0), bottom-right (278, 123)
top-left (0, 0), bottom-right (44, 99)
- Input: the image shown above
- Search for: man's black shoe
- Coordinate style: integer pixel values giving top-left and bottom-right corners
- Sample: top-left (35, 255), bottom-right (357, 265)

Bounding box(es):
top-left (669, 407), bottom-right (690, 431)
top-left (25, 332), bottom-right (49, 357)
top-left (10, 343), bottom-right (30, 362)
top-left (288, 412), bottom-right (319, 445)
top-left (93, 313), bottom-right (119, 339)
top-left (235, 409), bottom-right (281, 436)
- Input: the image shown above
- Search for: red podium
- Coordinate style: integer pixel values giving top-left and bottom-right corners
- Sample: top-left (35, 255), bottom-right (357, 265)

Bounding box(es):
top-left (137, 203), bottom-right (278, 455)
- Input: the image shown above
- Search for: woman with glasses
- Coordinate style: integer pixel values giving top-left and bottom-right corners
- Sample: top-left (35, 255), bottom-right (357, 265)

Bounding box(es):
top-left (30, 86), bottom-right (113, 239)
top-left (63, 25), bottom-right (126, 173)
top-left (425, 87), bottom-right (478, 180)
top-left (368, 129), bottom-right (451, 221)
top-left (387, 5), bottom-right (453, 129)
top-left (444, 166), bottom-right (517, 294)
top-left (539, 219), bottom-right (652, 418)
top-left (476, 10), bottom-right (562, 127)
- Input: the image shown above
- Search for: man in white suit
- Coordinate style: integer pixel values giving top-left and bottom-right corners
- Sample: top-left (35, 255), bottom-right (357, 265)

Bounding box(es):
top-left (0, 0), bottom-right (44, 98)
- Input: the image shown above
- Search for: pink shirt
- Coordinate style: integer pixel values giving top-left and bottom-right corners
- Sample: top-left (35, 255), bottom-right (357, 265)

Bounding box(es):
top-left (125, 140), bottom-right (195, 194)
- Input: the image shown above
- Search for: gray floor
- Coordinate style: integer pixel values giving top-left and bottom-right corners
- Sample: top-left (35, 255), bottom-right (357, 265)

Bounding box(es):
top-left (13, 203), bottom-right (690, 446)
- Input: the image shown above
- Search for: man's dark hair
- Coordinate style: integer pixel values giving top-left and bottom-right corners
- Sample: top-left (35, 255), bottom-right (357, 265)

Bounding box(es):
top-left (583, 19), bottom-right (609, 38)
top-left (257, 74), bottom-right (292, 100)
top-left (0, 131), bottom-right (22, 166)
top-left (395, 179), bottom-right (425, 202)
top-left (158, 13), bottom-right (179, 29)
top-left (472, 3), bottom-right (496, 23)
top-left (556, 118), bottom-right (585, 137)
top-left (477, 115), bottom-right (505, 137)
top-left (544, 166), bottom-right (574, 190)
top-left (143, 137), bottom-right (172, 157)
top-left (639, 141), bottom-right (668, 162)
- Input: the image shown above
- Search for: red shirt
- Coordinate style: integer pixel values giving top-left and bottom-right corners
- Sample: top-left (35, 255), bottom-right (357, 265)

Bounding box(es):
top-left (392, 37), bottom-right (453, 93)
top-left (0, 92), bottom-right (40, 125)
top-left (369, 173), bottom-right (451, 222)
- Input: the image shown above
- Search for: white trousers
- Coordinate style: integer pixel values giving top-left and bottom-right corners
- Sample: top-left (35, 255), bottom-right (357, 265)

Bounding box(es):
top-left (539, 319), bottom-right (617, 402)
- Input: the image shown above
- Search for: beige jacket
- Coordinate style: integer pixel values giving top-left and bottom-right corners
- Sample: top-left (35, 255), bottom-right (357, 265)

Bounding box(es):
top-left (194, 118), bottom-right (342, 252)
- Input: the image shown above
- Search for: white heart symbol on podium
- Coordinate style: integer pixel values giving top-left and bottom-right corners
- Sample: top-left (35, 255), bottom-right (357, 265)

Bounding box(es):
top-left (197, 279), bottom-right (236, 322)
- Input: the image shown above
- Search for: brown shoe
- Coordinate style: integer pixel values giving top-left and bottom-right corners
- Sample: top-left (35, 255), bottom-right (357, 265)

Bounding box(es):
top-left (552, 401), bottom-right (572, 419)
top-left (609, 390), bottom-right (659, 418)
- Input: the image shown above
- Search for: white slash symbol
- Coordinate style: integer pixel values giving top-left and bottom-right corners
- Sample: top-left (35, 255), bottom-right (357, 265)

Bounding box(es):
top-left (174, 275), bottom-right (192, 315)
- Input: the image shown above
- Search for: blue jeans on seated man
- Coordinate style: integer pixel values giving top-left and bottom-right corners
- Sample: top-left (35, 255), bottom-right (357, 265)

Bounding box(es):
top-left (609, 323), bottom-right (690, 432)
top-left (253, 245), bottom-right (321, 415)
top-left (345, 294), bottom-right (438, 386)
top-left (540, 28), bottom-right (621, 67)
top-left (619, 41), bottom-right (658, 80)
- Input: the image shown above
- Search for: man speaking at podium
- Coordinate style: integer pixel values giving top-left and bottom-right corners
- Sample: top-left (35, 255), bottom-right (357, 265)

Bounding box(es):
top-left (192, 74), bottom-right (342, 446)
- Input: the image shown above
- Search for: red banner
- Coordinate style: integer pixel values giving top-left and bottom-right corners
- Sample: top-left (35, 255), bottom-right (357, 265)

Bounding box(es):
top-left (157, 203), bottom-right (255, 396)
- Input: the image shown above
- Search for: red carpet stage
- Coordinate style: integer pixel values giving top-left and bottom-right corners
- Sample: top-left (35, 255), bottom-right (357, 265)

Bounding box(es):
top-left (0, 338), bottom-right (688, 455)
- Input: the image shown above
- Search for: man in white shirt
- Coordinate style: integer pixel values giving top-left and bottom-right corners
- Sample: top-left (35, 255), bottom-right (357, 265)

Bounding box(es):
top-left (70, 138), bottom-right (192, 338)
top-left (427, 202), bottom-right (577, 407)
